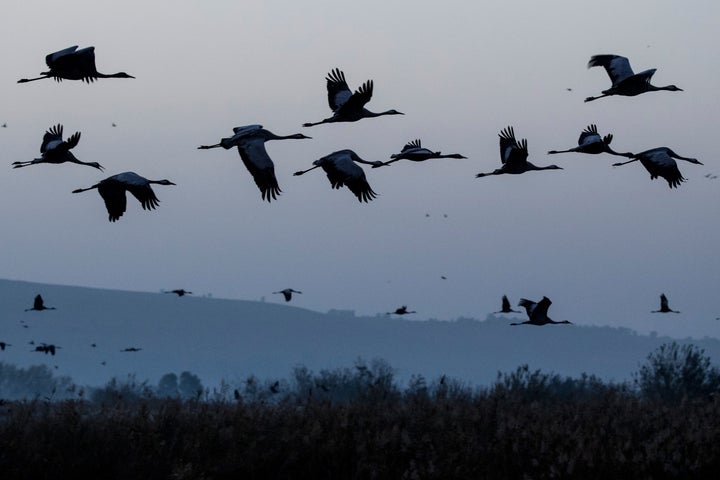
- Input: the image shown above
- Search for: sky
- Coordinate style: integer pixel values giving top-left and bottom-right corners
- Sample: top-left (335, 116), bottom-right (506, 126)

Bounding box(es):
top-left (1, 0), bottom-right (719, 340)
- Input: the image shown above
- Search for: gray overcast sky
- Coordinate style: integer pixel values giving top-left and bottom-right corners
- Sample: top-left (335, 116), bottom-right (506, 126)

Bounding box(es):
top-left (1, 0), bottom-right (719, 339)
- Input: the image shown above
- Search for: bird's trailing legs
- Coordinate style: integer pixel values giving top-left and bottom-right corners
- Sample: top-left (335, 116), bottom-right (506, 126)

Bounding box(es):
top-left (293, 165), bottom-right (321, 176)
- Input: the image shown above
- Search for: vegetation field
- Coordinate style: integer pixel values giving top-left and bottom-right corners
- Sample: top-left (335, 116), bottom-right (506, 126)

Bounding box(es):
top-left (1, 342), bottom-right (719, 479)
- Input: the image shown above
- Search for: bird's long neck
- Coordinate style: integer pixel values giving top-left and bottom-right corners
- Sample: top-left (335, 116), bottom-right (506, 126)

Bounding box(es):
top-left (606, 147), bottom-right (634, 158)
top-left (365, 109), bottom-right (397, 118)
top-left (72, 184), bottom-right (100, 194)
top-left (438, 153), bottom-right (465, 159)
top-left (17, 75), bottom-right (51, 83)
top-left (667, 150), bottom-right (702, 164)
top-left (584, 94), bottom-right (609, 102)
top-left (294, 164), bottom-right (321, 176)
top-left (547, 149), bottom-right (574, 155)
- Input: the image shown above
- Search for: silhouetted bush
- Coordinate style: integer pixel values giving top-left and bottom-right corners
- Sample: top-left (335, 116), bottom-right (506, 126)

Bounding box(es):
top-left (635, 342), bottom-right (720, 401)
top-left (2, 351), bottom-right (720, 478)
top-left (0, 362), bottom-right (75, 400)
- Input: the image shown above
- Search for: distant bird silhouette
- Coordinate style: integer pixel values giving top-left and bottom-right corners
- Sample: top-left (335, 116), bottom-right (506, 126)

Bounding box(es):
top-left (198, 124), bottom-right (311, 202)
top-left (165, 289), bottom-right (192, 297)
top-left (111, 123), bottom-right (117, 127)
top-left (612, 147), bottom-right (702, 188)
top-left (585, 54), bottom-right (682, 102)
top-left (18, 45), bottom-right (135, 83)
top-left (387, 306), bottom-right (416, 315)
top-left (652, 294), bottom-right (680, 313)
top-left (273, 288), bottom-right (302, 302)
top-left (511, 297), bottom-right (572, 326)
top-left (121, 347), bottom-right (142, 352)
top-left (72, 171), bottom-right (176, 222)
top-left (0, 342), bottom-right (10, 351)
top-left (1, 123), bottom-right (6, 128)
top-left (547, 124), bottom-right (633, 158)
top-left (12, 124), bottom-right (103, 170)
top-left (33, 343), bottom-right (60, 355)
top-left (494, 295), bottom-right (521, 314)
top-left (294, 149), bottom-right (382, 202)
top-left (476, 127), bottom-right (562, 178)
top-left (25, 294), bottom-right (56, 312)
top-left (374, 139), bottom-right (466, 167)
top-left (303, 68), bottom-right (403, 127)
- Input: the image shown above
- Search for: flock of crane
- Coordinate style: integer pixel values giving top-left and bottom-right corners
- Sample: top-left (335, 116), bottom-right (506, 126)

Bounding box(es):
top-left (8, 47), bottom-right (704, 224)
top-left (0, 44), bottom-right (706, 355)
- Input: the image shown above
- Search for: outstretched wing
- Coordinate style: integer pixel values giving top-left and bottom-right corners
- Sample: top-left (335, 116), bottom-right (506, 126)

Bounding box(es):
top-left (336, 80), bottom-right (373, 116)
top-left (578, 124), bottom-right (602, 146)
top-left (41, 124), bottom-right (64, 153)
top-left (402, 139), bottom-right (422, 152)
top-left (97, 181), bottom-right (129, 222)
top-left (518, 298), bottom-right (537, 318)
top-left (236, 141), bottom-right (281, 202)
top-left (587, 55), bottom-right (635, 86)
top-left (45, 46), bottom-right (79, 68)
top-left (326, 68), bottom-right (352, 111)
top-left (498, 126), bottom-right (528, 167)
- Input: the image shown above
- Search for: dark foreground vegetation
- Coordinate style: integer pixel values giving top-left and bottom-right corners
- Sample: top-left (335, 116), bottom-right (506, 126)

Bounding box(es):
top-left (1, 342), bottom-right (720, 479)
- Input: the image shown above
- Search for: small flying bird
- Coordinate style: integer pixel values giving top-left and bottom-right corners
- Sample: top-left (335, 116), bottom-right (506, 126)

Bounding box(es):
top-left (273, 288), bottom-right (302, 302)
top-left (303, 68), bottom-right (403, 127)
top-left (547, 124), bottom-right (633, 158)
top-left (25, 294), bottom-right (56, 312)
top-left (12, 124), bottom-right (104, 170)
top-left (33, 343), bottom-right (60, 355)
top-left (387, 306), bottom-right (416, 315)
top-left (612, 147), bottom-right (702, 188)
top-left (584, 54), bottom-right (682, 102)
top-left (374, 139), bottom-right (466, 167)
top-left (494, 295), bottom-right (521, 314)
top-left (294, 149), bottom-right (382, 202)
top-left (652, 294), bottom-right (680, 313)
top-left (511, 297), bottom-right (572, 326)
top-left (72, 171), bottom-right (176, 222)
top-left (164, 289), bottom-right (192, 297)
top-left (0, 342), bottom-right (11, 351)
top-left (2, 123), bottom-right (6, 128)
top-left (198, 124), bottom-right (311, 202)
top-left (476, 126), bottom-right (562, 178)
top-left (121, 347), bottom-right (142, 352)
top-left (18, 45), bottom-right (135, 83)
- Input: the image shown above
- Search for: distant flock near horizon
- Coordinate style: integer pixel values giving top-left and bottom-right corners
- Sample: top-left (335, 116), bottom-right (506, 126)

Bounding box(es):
top-left (0, 290), bottom-right (700, 362)
top-left (4, 46), bottom-right (705, 222)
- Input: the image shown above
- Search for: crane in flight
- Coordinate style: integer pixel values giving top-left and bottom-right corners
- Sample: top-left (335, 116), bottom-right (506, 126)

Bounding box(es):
top-left (294, 149), bottom-right (382, 202)
top-left (612, 147), bottom-right (702, 188)
top-left (303, 68), bottom-right (403, 127)
top-left (18, 46), bottom-right (134, 83)
top-left (12, 124), bottom-right (104, 170)
top-left (198, 124), bottom-right (311, 202)
top-left (72, 171), bottom-right (175, 222)
top-left (477, 126), bottom-right (562, 178)
top-left (511, 297), bottom-right (572, 326)
top-left (584, 54), bottom-right (682, 102)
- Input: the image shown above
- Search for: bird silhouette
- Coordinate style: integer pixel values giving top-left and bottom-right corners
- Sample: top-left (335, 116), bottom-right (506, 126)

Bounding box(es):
top-left (387, 306), bottom-right (416, 315)
top-left (294, 149), bottom-right (381, 202)
top-left (121, 347), bottom-right (142, 352)
top-left (198, 125), bottom-right (311, 202)
top-left (33, 343), bottom-right (60, 355)
top-left (273, 288), bottom-right (302, 302)
top-left (12, 124), bottom-right (103, 170)
top-left (584, 54), bottom-right (682, 102)
top-left (72, 171), bottom-right (176, 222)
top-left (25, 294), bottom-right (56, 312)
top-left (18, 46), bottom-right (134, 83)
top-left (303, 68), bottom-right (403, 127)
top-left (476, 126), bottom-right (562, 178)
top-left (494, 295), bottom-right (521, 314)
top-left (164, 289), bottom-right (192, 297)
top-left (612, 147), bottom-right (702, 188)
top-left (547, 124), bottom-right (633, 158)
top-left (374, 139), bottom-right (466, 167)
top-left (511, 297), bottom-right (572, 326)
top-left (0, 342), bottom-right (11, 351)
top-left (652, 294), bottom-right (680, 313)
